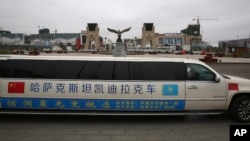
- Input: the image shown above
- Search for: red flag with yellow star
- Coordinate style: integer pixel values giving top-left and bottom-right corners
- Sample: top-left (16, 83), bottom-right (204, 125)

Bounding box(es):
top-left (8, 82), bottom-right (25, 93)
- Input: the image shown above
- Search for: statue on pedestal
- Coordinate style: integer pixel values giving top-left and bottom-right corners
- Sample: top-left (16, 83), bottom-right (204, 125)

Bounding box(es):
top-left (107, 27), bottom-right (131, 57)
top-left (107, 27), bottom-right (131, 42)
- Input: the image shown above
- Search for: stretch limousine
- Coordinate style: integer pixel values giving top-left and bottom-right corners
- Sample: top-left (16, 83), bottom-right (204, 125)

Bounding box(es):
top-left (0, 55), bottom-right (250, 122)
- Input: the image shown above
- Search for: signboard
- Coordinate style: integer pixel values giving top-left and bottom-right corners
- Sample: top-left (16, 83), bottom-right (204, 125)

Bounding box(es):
top-left (0, 80), bottom-right (186, 111)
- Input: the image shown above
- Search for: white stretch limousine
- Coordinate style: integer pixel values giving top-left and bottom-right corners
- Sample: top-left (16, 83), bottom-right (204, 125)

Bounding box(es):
top-left (0, 55), bottom-right (250, 122)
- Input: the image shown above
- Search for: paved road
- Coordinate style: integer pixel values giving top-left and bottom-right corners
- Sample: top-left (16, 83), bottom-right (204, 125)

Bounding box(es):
top-left (208, 63), bottom-right (250, 79)
top-left (0, 114), bottom-right (231, 141)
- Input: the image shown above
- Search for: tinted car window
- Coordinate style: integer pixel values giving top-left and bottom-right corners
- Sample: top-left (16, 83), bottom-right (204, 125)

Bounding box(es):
top-left (0, 60), bottom-right (5, 76)
top-left (114, 62), bottom-right (129, 80)
top-left (143, 62), bottom-right (185, 80)
top-left (130, 62), bottom-right (143, 80)
top-left (4, 60), bottom-right (47, 78)
top-left (79, 61), bottom-right (102, 79)
top-left (187, 63), bottom-right (215, 81)
top-left (53, 61), bottom-right (86, 79)
top-left (99, 61), bottom-right (114, 80)
top-left (2, 59), bottom-right (186, 81)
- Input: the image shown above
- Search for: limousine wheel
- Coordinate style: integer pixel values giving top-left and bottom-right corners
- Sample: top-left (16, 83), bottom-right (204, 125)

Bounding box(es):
top-left (230, 96), bottom-right (250, 122)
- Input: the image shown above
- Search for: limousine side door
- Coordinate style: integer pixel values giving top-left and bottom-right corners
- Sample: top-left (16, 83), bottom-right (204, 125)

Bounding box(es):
top-left (185, 63), bottom-right (227, 110)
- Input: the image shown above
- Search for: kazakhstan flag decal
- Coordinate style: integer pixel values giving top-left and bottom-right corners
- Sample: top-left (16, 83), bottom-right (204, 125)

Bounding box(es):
top-left (162, 84), bottom-right (179, 96)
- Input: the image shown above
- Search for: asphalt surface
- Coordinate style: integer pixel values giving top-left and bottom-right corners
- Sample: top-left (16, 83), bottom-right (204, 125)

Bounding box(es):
top-left (0, 54), bottom-right (250, 141)
top-left (208, 63), bottom-right (250, 79)
top-left (0, 114), bottom-right (231, 141)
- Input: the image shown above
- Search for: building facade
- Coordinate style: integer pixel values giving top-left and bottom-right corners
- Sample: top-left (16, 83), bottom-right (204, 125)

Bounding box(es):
top-left (138, 23), bottom-right (203, 51)
top-left (218, 38), bottom-right (250, 54)
top-left (0, 28), bottom-right (97, 51)
top-left (141, 23), bottom-right (156, 48)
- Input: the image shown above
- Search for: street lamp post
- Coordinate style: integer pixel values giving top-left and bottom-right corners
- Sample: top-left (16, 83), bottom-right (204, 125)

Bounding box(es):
top-left (0, 27), bottom-right (2, 48)
top-left (134, 37), bottom-right (137, 47)
top-left (236, 35), bottom-right (239, 54)
top-left (104, 37), bottom-right (107, 51)
top-left (108, 39), bottom-right (111, 51)
top-left (190, 38), bottom-right (193, 53)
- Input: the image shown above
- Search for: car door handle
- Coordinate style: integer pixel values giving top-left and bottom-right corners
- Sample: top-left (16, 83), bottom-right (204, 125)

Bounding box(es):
top-left (188, 85), bottom-right (198, 89)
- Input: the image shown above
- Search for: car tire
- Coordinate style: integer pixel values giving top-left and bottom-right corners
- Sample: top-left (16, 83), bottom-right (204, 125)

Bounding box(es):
top-left (229, 96), bottom-right (250, 122)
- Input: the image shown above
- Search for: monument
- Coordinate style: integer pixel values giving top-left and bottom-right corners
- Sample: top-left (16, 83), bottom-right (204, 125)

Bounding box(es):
top-left (85, 23), bottom-right (100, 51)
top-left (141, 23), bottom-right (156, 48)
top-left (107, 27), bottom-right (131, 57)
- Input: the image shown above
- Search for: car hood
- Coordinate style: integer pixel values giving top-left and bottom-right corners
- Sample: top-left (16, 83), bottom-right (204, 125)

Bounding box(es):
top-left (223, 74), bottom-right (250, 82)
top-left (223, 74), bottom-right (250, 91)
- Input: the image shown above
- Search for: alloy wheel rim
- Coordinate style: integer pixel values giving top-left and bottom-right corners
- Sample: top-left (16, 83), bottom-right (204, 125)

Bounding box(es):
top-left (238, 100), bottom-right (250, 120)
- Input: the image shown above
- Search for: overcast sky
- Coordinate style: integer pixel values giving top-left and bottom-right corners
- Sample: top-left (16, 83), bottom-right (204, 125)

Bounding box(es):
top-left (0, 0), bottom-right (250, 45)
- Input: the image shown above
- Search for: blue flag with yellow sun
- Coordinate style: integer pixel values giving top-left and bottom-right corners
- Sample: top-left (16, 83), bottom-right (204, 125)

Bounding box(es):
top-left (162, 84), bottom-right (178, 96)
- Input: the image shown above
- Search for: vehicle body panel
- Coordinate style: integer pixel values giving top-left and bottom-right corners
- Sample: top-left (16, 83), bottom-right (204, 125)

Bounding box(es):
top-left (1, 55), bottom-right (250, 121)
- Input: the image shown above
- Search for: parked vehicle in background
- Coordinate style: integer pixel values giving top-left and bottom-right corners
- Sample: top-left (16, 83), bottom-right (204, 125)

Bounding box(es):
top-left (142, 47), bottom-right (154, 53)
top-left (127, 46), bottom-right (142, 52)
top-left (192, 50), bottom-right (206, 55)
top-left (156, 46), bottom-right (175, 53)
top-left (127, 47), bottom-right (136, 52)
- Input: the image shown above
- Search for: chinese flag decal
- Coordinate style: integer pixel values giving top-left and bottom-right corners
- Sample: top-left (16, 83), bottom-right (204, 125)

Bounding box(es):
top-left (8, 82), bottom-right (25, 93)
top-left (228, 83), bottom-right (239, 91)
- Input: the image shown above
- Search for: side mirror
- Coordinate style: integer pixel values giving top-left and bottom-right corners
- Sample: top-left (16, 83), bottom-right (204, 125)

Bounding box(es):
top-left (215, 75), bottom-right (221, 82)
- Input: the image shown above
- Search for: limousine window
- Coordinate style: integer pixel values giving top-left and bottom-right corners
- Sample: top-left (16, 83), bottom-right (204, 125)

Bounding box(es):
top-left (0, 60), bottom-right (4, 75)
top-left (51, 60), bottom-right (86, 79)
top-left (187, 63), bottom-right (215, 81)
top-left (1, 60), bottom-right (185, 80)
top-left (130, 62), bottom-right (143, 80)
top-left (2, 60), bottom-right (47, 78)
top-left (142, 62), bottom-right (185, 80)
top-left (98, 61), bottom-right (114, 80)
top-left (114, 62), bottom-right (129, 80)
top-left (78, 61), bottom-right (102, 79)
